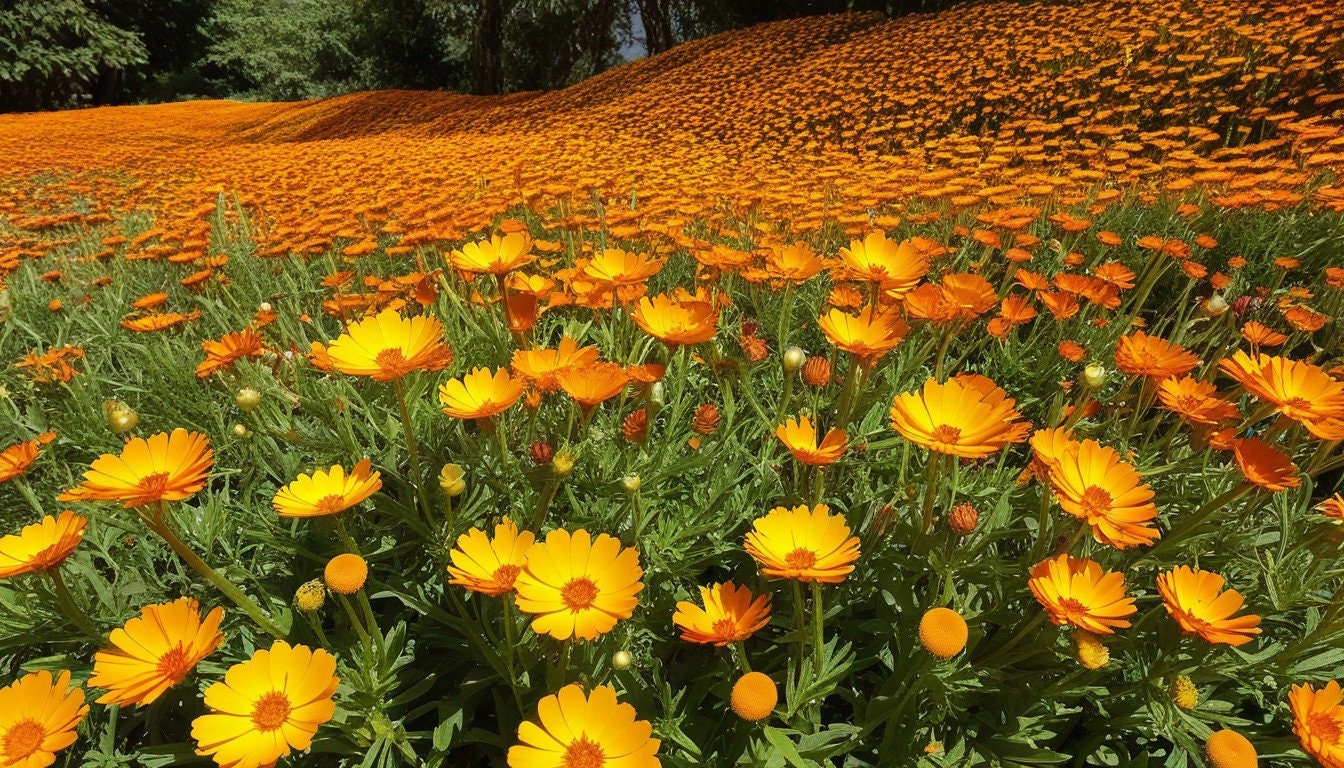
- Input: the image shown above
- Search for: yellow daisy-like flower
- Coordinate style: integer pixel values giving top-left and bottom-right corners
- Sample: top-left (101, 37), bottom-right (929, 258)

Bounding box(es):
top-left (0, 510), bottom-right (87, 579)
top-left (1028, 554), bottom-right (1136, 635)
top-left (672, 581), bottom-right (771, 646)
top-left (508, 684), bottom-right (660, 768)
top-left (1156, 566), bottom-right (1262, 647)
top-left (438, 367), bottom-right (527, 421)
top-left (192, 641), bottom-right (339, 768)
top-left (775, 415), bottom-right (847, 466)
top-left (743, 504), bottom-right (861, 583)
top-left (319, 308), bottom-right (453, 381)
top-left (514, 529), bottom-right (644, 641)
top-left (1290, 680), bottom-right (1344, 768)
top-left (449, 232), bottom-right (535, 276)
top-left (0, 669), bottom-right (89, 767)
top-left (58, 428), bottom-right (213, 508)
top-left (90, 597), bottom-right (225, 707)
top-left (448, 518), bottom-right (536, 597)
top-left (272, 458), bottom-right (382, 518)
top-left (890, 375), bottom-right (1030, 459)
top-left (630, 293), bottom-right (719, 347)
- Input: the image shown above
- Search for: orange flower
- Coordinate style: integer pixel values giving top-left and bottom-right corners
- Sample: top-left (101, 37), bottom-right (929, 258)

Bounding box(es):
top-left (447, 518), bottom-right (535, 597)
top-left (449, 232), bottom-right (535, 275)
top-left (121, 310), bottom-right (201, 332)
top-left (672, 581), bottom-right (771, 646)
top-left (0, 511), bottom-right (87, 578)
top-left (1114, 331), bottom-right (1199, 379)
top-left (630, 293), bottom-right (718, 346)
top-left (195, 328), bottom-right (267, 378)
top-left (1156, 375), bottom-right (1241, 425)
top-left (817, 305), bottom-right (909, 366)
top-left (1220, 352), bottom-right (1344, 440)
top-left (1319, 493), bottom-right (1344, 521)
top-left (15, 345), bottom-right (83, 383)
top-left (938, 272), bottom-right (998, 318)
top-left (0, 432), bottom-right (55, 485)
top-left (889, 374), bottom-right (1030, 459)
top-left (557, 361), bottom-right (630, 414)
top-left (743, 504), bottom-right (860, 583)
top-left (765, 242), bottom-right (823, 282)
top-left (59, 429), bottom-right (213, 508)
top-left (439, 367), bottom-right (527, 421)
top-left (320, 309), bottom-right (454, 381)
top-left (1289, 681), bottom-right (1344, 768)
top-left (1156, 566), bottom-right (1261, 646)
top-left (775, 415), bottom-right (847, 466)
top-left (511, 336), bottom-right (600, 393)
top-left (1240, 321), bottom-right (1287, 348)
top-left (1034, 433), bottom-right (1160, 550)
top-left (1231, 437), bottom-right (1300, 491)
top-left (838, 231), bottom-right (927, 294)
top-left (1028, 554), bottom-right (1136, 634)
top-left (582, 248), bottom-right (665, 287)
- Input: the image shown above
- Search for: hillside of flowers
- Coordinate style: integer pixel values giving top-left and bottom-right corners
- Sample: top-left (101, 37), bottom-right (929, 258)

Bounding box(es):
top-left (1, 0), bottom-right (1343, 766)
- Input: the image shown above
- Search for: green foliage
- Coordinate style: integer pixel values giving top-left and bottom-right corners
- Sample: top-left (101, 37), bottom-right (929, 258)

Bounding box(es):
top-left (0, 0), bottom-right (147, 111)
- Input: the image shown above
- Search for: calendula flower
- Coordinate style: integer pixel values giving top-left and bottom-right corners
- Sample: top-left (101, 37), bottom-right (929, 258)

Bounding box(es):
top-left (319, 309), bottom-right (453, 381)
top-left (1220, 351), bottom-right (1344, 440)
top-left (90, 598), bottom-right (225, 706)
top-left (514, 529), bottom-right (643, 641)
top-left (0, 432), bottom-right (55, 485)
top-left (583, 248), bottom-right (665, 286)
top-left (438, 367), bottom-right (527, 421)
top-left (730, 672), bottom-right (778, 722)
top-left (59, 428), bottom-right (213, 508)
top-left (817, 305), bottom-right (909, 367)
top-left (744, 504), bottom-right (861, 583)
top-left (447, 518), bottom-right (535, 597)
top-left (775, 415), bottom-right (847, 465)
top-left (1157, 375), bottom-right (1241, 425)
top-left (0, 670), bottom-right (88, 767)
top-left (890, 375), bottom-right (1030, 459)
top-left (1231, 436), bottom-right (1300, 491)
top-left (557, 361), bottom-right (630, 415)
top-left (766, 241), bottom-right (823, 282)
top-left (1319, 493), bottom-right (1344, 521)
top-left (631, 293), bottom-right (719, 346)
top-left (192, 641), bottom-right (339, 768)
top-left (1114, 331), bottom-right (1200, 379)
top-left (511, 336), bottom-right (601, 393)
top-left (672, 581), bottom-right (771, 646)
top-left (837, 231), bottom-right (927, 294)
top-left (195, 328), bottom-right (267, 378)
top-left (272, 458), bottom-right (382, 518)
top-left (1037, 436), bottom-right (1161, 550)
top-left (918, 607), bottom-right (968, 659)
top-left (1028, 554), bottom-right (1137, 634)
top-left (507, 684), bottom-right (660, 768)
top-left (1156, 566), bottom-right (1261, 646)
top-left (0, 511), bottom-right (87, 579)
top-left (449, 232), bottom-right (535, 275)
top-left (1290, 681), bottom-right (1344, 768)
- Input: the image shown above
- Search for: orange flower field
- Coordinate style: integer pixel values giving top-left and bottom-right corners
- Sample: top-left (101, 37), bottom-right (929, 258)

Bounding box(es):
top-left (0, 0), bottom-right (1342, 766)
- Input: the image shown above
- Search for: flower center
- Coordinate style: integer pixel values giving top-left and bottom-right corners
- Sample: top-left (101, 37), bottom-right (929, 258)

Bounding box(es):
top-left (251, 691), bottom-right (293, 732)
top-left (930, 424), bottom-right (961, 445)
top-left (1283, 396), bottom-right (1312, 413)
top-left (155, 644), bottom-right (193, 682)
top-left (314, 494), bottom-right (348, 515)
top-left (712, 618), bottom-right (739, 639)
top-left (1175, 394), bottom-right (1204, 412)
top-left (374, 347), bottom-right (408, 372)
top-left (1308, 712), bottom-right (1343, 746)
top-left (2, 720), bottom-right (44, 759)
top-left (1058, 597), bottom-right (1089, 620)
top-left (1079, 486), bottom-right (1113, 518)
top-left (785, 548), bottom-right (817, 570)
top-left (137, 471), bottom-right (171, 498)
top-left (492, 564), bottom-right (521, 590)
top-left (563, 736), bottom-right (606, 768)
top-left (560, 578), bottom-right (599, 610)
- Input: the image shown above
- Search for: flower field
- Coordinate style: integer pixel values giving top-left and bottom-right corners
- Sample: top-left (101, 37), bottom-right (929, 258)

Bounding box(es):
top-left (1, 0), bottom-right (1344, 766)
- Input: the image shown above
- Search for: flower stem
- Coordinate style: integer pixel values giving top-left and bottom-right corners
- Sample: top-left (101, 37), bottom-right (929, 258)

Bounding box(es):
top-left (47, 568), bottom-right (101, 640)
top-left (921, 453), bottom-right (942, 535)
top-left (734, 641), bottom-right (754, 674)
top-left (502, 596), bottom-right (525, 712)
top-left (337, 593), bottom-right (371, 647)
top-left (810, 580), bottom-right (825, 676)
top-left (393, 378), bottom-right (433, 527)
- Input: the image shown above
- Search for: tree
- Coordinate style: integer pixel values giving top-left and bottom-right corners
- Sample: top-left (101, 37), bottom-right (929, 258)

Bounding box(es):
top-left (0, 0), bottom-right (147, 112)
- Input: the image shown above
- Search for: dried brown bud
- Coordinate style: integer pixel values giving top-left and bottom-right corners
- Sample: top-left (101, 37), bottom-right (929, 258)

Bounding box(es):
top-left (529, 441), bottom-right (554, 465)
top-left (801, 356), bottom-right (831, 389)
top-left (691, 403), bottom-right (720, 435)
top-left (948, 503), bottom-right (979, 536)
top-left (623, 409), bottom-right (649, 443)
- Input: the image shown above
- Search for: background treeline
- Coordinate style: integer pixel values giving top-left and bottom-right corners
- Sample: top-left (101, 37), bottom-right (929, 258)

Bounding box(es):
top-left (0, 0), bottom-right (968, 111)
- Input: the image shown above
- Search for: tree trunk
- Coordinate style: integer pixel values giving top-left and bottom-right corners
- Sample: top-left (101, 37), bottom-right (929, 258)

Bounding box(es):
top-left (579, 0), bottom-right (618, 77)
top-left (633, 0), bottom-right (674, 55)
top-left (469, 0), bottom-right (506, 94)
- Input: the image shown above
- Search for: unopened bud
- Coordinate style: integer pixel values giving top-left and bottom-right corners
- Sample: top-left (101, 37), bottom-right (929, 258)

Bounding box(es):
top-left (1082, 364), bottom-right (1106, 389)
top-left (782, 346), bottom-right (806, 374)
top-left (948, 503), bottom-right (979, 535)
top-left (232, 423), bottom-right (251, 438)
top-left (552, 448), bottom-right (575, 478)
top-left (106, 403), bottom-right (138, 434)
top-left (235, 387), bottom-right (261, 412)
top-left (621, 474), bottom-right (641, 494)
top-left (439, 464), bottom-right (466, 497)
top-left (650, 382), bottom-right (666, 408)
top-left (1202, 294), bottom-right (1228, 316)
top-left (529, 441), bottom-right (554, 464)
top-left (611, 650), bottom-right (633, 670)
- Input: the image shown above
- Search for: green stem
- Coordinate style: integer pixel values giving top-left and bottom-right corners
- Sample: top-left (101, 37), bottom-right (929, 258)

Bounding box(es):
top-left (303, 611), bottom-right (331, 648)
top-left (47, 568), bottom-right (101, 640)
top-left (734, 641), bottom-right (754, 674)
top-left (921, 453), bottom-right (942, 535)
top-left (791, 580), bottom-right (806, 680)
top-left (810, 580), bottom-right (825, 676)
top-left (776, 282), bottom-right (795, 354)
top-left (357, 590), bottom-right (382, 650)
top-left (334, 517), bottom-right (361, 555)
top-left (337, 593), bottom-right (371, 646)
top-left (394, 378), bottom-right (433, 526)
top-left (532, 478), bottom-right (561, 530)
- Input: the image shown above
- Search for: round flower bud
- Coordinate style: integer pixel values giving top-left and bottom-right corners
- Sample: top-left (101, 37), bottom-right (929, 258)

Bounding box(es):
top-left (801, 356), bottom-right (832, 389)
top-left (1205, 730), bottom-right (1257, 768)
top-left (782, 346), bottom-right (806, 374)
top-left (621, 474), bottom-right (641, 494)
top-left (1082, 363), bottom-right (1107, 389)
top-left (650, 382), bottom-right (666, 408)
top-left (529, 441), bottom-right (554, 464)
top-left (730, 672), bottom-right (777, 722)
top-left (611, 650), bottom-right (633, 670)
top-left (552, 449), bottom-right (575, 479)
top-left (439, 464), bottom-right (466, 497)
top-left (1203, 294), bottom-right (1228, 317)
top-left (258, 302), bottom-right (272, 312)
top-left (231, 423), bottom-right (251, 438)
top-left (235, 387), bottom-right (262, 412)
top-left (108, 407), bottom-right (138, 434)
top-left (1073, 630), bottom-right (1109, 670)
top-left (918, 607), bottom-right (968, 659)
top-left (948, 503), bottom-right (979, 536)
top-left (324, 553), bottom-right (368, 595)
top-left (1171, 674), bottom-right (1198, 710)
top-left (294, 579), bottom-right (326, 612)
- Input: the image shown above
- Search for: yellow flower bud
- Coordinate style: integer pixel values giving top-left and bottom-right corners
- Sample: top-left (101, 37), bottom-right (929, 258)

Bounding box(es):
top-left (1172, 674), bottom-right (1198, 710)
top-left (231, 423), bottom-right (251, 438)
top-left (611, 650), bottom-right (633, 670)
top-left (1082, 364), bottom-right (1106, 389)
top-left (235, 387), bottom-right (262, 412)
top-left (552, 448), bottom-right (575, 479)
top-left (106, 402), bottom-right (138, 434)
top-left (782, 346), bottom-right (806, 374)
top-left (621, 474), bottom-right (641, 494)
top-left (294, 579), bottom-right (326, 612)
top-left (439, 463), bottom-right (466, 497)
top-left (1074, 630), bottom-right (1109, 670)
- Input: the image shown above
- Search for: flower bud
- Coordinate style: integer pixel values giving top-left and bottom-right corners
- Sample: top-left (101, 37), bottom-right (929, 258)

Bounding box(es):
top-left (621, 474), bottom-right (641, 494)
top-left (611, 650), bottom-right (633, 670)
top-left (106, 402), bottom-right (138, 434)
top-left (948, 503), bottom-right (979, 535)
top-left (801, 356), bottom-right (831, 388)
top-left (529, 441), bottom-right (554, 464)
top-left (1202, 293), bottom-right (1228, 317)
top-left (235, 387), bottom-right (262, 412)
top-left (1082, 364), bottom-right (1106, 389)
top-left (552, 448), bottom-right (575, 478)
top-left (439, 463), bottom-right (466, 497)
top-left (231, 423), bottom-right (251, 438)
top-left (258, 302), bottom-right (272, 312)
top-left (294, 579), bottom-right (326, 612)
top-left (1171, 674), bottom-right (1198, 710)
top-left (1074, 630), bottom-right (1109, 670)
top-left (782, 346), bottom-right (806, 374)
top-left (691, 403), bottom-right (720, 435)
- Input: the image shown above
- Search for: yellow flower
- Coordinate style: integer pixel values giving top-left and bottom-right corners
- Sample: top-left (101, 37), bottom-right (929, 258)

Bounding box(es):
top-left (890, 375), bottom-right (1029, 459)
top-left (918, 607), bottom-right (968, 659)
top-left (59, 428), bottom-right (213, 508)
top-left (272, 458), bottom-right (382, 518)
top-left (514, 529), bottom-right (643, 641)
top-left (775, 415), bottom-right (847, 466)
top-left (192, 641), bottom-right (339, 768)
top-left (743, 504), bottom-right (860, 583)
top-left (730, 672), bottom-right (778, 722)
top-left (837, 231), bottom-right (927, 294)
top-left (1289, 681), bottom-right (1344, 768)
top-left (631, 293), bottom-right (719, 347)
top-left (439, 463), bottom-right (466, 497)
top-left (1156, 566), bottom-right (1261, 646)
top-left (90, 598), bottom-right (224, 707)
top-left (0, 510), bottom-right (87, 578)
top-left (0, 670), bottom-right (88, 767)
top-left (449, 232), bottom-right (535, 276)
top-left (438, 367), bottom-right (527, 421)
top-left (319, 309), bottom-right (453, 381)
top-left (448, 518), bottom-right (535, 597)
top-left (672, 582), bottom-right (771, 646)
top-left (507, 684), bottom-right (660, 768)
top-left (1028, 554), bottom-right (1136, 635)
